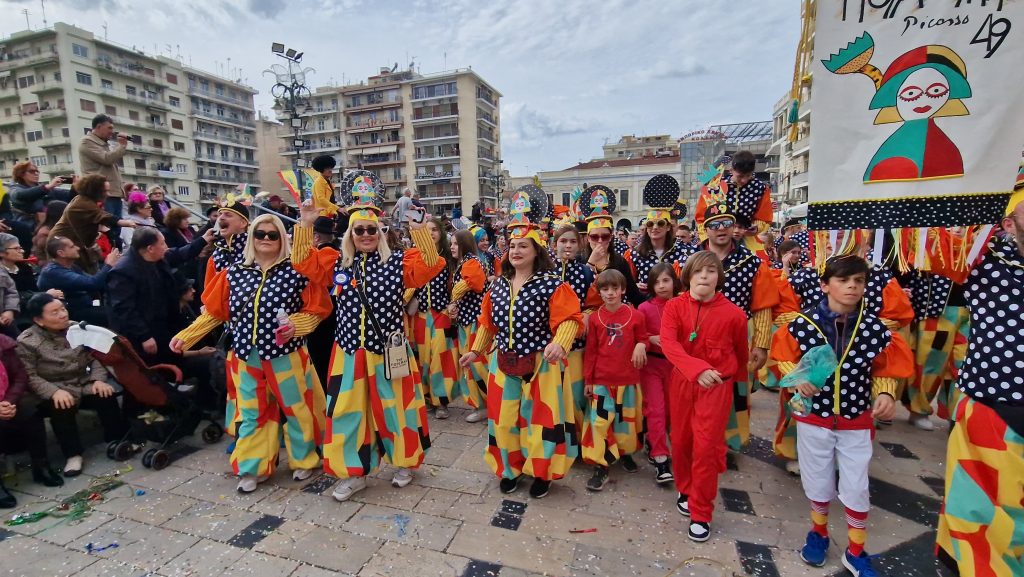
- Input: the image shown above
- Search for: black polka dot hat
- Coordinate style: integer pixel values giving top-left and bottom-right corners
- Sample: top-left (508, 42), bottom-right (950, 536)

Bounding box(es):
top-left (643, 174), bottom-right (680, 222)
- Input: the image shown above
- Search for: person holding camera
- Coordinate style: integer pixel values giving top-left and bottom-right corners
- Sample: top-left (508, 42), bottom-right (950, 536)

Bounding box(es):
top-left (6, 162), bottom-right (71, 253)
top-left (79, 114), bottom-right (129, 221)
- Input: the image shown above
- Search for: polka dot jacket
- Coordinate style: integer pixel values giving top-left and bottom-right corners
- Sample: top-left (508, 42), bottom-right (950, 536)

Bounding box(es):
top-left (333, 251), bottom-right (409, 355)
top-left (486, 273), bottom-right (573, 356)
top-left (697, 177), bottom-right (772, 228)
top-left (414, 263), bottom-right (451, 313)
top-left (557, 259), bottom-right (596, 351)
top-left (225, 260), bottom-right (309, 361)
top-left (904, 271), bottom-right (955, 320)
top-left (625, 241), bottom-right (696, 285)
top-left (611, 238), bottom-right (629, 257)
top-left (787, 265), bottom-right (892, 317)
top-left (211, 231), bottom-right (248, 272)
top-left (454, 255), bottom-right (485, 328)
top-left (785, 302), bottom-right (892, 419)
top-left (958, 235), bottom-right (1024, 405)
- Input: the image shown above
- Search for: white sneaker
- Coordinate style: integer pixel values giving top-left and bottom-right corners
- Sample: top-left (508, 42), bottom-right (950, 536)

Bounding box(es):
top-left (435, 407), bottom-right (450, 420)
top-left (236, 474), bottom-right (269, 493)
top-left (292, 468), bottom-right (314, 481)
top-left (464, 409), bottom-right (485, 423)
top-left (392, 467), bottom-right (414, 488)
top-left (910, 414), bottom-right (935, 431)
top-left (332, 476), bottom-right (367, 502)
top-left (64, 455), bottom-right (84, 477)
top-left (785, 460), bottom-right (801, 476)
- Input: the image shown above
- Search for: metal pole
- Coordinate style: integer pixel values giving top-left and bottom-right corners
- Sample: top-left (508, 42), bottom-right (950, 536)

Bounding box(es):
top-left (164, 197), bottom-right (208, 220)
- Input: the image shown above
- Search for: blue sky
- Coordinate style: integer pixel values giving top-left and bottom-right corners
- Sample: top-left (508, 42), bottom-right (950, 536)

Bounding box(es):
top-left (1, 0), bottom-right (801, 175)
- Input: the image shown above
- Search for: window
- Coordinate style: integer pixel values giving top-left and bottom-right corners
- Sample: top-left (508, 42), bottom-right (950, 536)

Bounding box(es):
top-left (351, 95), bottom-right (362, 106)
top-left (31, 155), bottom-right (47, 166)
top-left (152, 138), bottom-right (163, 148)
top-left (80, 99), bottom-right (96, 112)
top-left (75, 72), bottom-right (92, 86)
top-left (125, 85), bottom-right (137, 96)
top-left (104, 105), bottom-right (117, 115)
top-left (619, 189), bottom-right (629, 208)
top-left (134, 159), bottom-right (146, 169)
top-left (173, 141), bottom-right (185, 151)
top-left (175, 163), bottom-right (187, 173)
top-left (17, 75), bottom-right (35, 88)
top-left (61, 128), bottom-right (70, 137)
top-left (171, 119), bottom-right (183, 130)
top-left (129, 110), bottom-right (140, 120)
top-left (168, 96), bottom-right (180, 107)
top-left (562, 193), bottom-right (571, 206)
top-left (53, 72), bottom-right (61, 81)
top-left (72, 43), bottom-right (89, 57)
top-left (215, 84), bottom-right (224, 96)
top-left (317, 119), bottom-right (325, 130)
top-left (25, 130), bottom-right (43, 142)
top-left (166, 73), bottom-right (178, 84)
top-left (101, 79), bottom-right (113, 90)
top-left (177, 186), bottom-right (190, 196)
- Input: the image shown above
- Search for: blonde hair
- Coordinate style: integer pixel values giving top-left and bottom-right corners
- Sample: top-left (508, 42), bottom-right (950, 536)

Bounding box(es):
top-left (340, 218), bottom-right (391, 268)
top-left (242, 214), bottom-right (290, 265)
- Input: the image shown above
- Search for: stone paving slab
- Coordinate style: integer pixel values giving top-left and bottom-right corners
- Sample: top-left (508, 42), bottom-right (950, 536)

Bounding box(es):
top-left (0, 390), bottom-right (951, 576)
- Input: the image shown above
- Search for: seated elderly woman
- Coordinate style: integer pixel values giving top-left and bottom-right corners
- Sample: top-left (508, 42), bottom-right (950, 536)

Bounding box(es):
top-left (16, 293), bottom-right (127, 476)
top-left (125, 192), bottom-right (157, 228)
top-left (48, 174), bottom-right (136, 273)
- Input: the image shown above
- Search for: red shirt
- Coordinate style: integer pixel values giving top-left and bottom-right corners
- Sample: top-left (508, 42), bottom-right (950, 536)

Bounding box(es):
top-left (660, 292), bottom-right (749, 385)
top-left (638, 296), bottom-right (669, 355)
top-left (583, 304), bottom-right (649, 386)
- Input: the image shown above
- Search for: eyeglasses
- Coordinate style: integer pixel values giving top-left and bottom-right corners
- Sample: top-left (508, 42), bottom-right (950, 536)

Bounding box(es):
top-left (645, 219), bottom-right (669, 229)
top-left (4, 246), bottom-right (22, 252)
top-left (706, 220), bottom-right (735, 230)
top-left (588, 233), bottom-right (611, 242)
top-left (352, 226), bottom-right (379, 237)
top-left (27, 169), bottom-right (40, 174)
top-left (253, 230), bottom-right (281, 241)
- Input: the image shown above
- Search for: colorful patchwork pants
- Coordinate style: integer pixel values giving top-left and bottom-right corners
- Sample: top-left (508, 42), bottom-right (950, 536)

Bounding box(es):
top-left (937, 397), bottom-right (1024, 577)
top-left (639, 356), bottom-right (673, 459)
top-left (485, 352), bottom-right (578, 481)
top-left (224, 350), bottom-right (239, 436)
top-left (580, 383), bottom-right (641, 467)
top-left (907, 306), bottom-right (970, 419)
top-left (669, 372), bottom-right (733, 523)
top-left (773, 387), bottom-right (799, 460)
top-left (411, 311), bottom-right (460, 408)
top-left (564, 349), bottom-right (586, 427)
top-left (230, 348), bottom-right (326, 477)
top-left (457, 323), bottom-right (488, 410)
top-left (725, 377), bottom-right (752, 451)
top-left (322, 345), bottom-right (431, 478)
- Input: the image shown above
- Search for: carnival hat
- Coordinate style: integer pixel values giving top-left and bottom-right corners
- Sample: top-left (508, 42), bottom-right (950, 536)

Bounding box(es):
top-left (1008, 162), bottom-right (1024, 216)
top-left (783, 218), bottom-right (804, 232)
top-left (338, 170), bottom-right (385, 221)
top-left (580, 184), bottom-right (617, 233)
top-left (644, 174), bottom-right (680, 223)
top-left (507, 184), bottom-right (548, 246)
top-left (703, 199), bottom-right (736, 226)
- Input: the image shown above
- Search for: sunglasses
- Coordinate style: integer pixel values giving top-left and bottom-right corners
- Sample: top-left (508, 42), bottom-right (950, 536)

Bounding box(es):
top-left (645, 219), bottom-right (669, 229)
top-left (253, 230), bottom-right (281, 241)
top-left (588, 233), bottom-right (611, 242)
top-left (706, 220), bottom-right (735, 230)
top-left (352, 226), bottom-right (379, 236)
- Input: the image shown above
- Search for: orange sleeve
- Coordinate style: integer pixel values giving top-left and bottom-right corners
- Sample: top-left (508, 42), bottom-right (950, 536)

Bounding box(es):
top-left (623, 250), bottom-right (638, 280)
top-left (201, 271), bottom-right (231, 322)
top-left (462, 259), bottom-right (487, 293)
top-left (548, 282), bottom-right (583, 336)
top-left (203, 254), bottom-right (217, 290)
top-left (672, 261), bottom-right (682, 279)
top-left (750, 261), bottom-right (782, 312)
top-left (694, 188), bottom-right (709, 228)
top-left (477, 290), bottom-right (496, 332)
top-left (880, 278), bottom-right (914, 328)
top-left (871, 331), bottom-right (914, 380)
top-left (402, 248), bottom-right (447, 289)
top-left (583, 283), bottom-right (602, 311)
top-left (299, 277), bottom-right (332, 320)
top-left (290, 226), bottom-right (332, 287)
top-left (752, 184), bottom-right (773, 225)
top-left (771, 271), bottom-right (801, 318)
top-left (768, 324), bottom-right (803, 379)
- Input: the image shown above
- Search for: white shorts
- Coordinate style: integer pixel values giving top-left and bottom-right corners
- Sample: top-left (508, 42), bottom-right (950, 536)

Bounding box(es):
top-left (795, 422), bottom-right (872, 512)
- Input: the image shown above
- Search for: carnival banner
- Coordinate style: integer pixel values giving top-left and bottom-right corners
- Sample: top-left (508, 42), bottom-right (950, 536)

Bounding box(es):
top-left (808, 0), bottom-right (1024, 230)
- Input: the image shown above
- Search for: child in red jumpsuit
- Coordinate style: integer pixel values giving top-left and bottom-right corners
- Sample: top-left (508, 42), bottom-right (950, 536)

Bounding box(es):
top-left (638, 262), bottom-right (681, 485)
top-left (661, 251), bottom-right (749, 542)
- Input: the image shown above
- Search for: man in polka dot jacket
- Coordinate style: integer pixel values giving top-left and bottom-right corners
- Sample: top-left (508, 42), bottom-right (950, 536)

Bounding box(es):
top-left (770, 255), bottom-right (912, 576)
top-left (695, 151), bottom-right (773, 248)
top-left (932, 186), bottom-right (1024, 577)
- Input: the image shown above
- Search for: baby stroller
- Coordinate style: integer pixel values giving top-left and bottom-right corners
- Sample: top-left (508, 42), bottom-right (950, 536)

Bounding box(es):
top-left (67, 322), bottom-right (224, 470)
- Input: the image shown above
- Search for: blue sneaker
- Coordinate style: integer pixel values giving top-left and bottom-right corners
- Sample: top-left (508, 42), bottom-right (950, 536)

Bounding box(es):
top-left (800, 531), bottom-right (829, 567)
top-left (225, 440), bottom-right (236, 454)
top-left (842, 549), bottom-right (880, 577)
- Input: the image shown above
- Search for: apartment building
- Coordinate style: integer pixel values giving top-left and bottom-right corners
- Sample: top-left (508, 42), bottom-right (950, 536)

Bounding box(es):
top-left (0, 22), bottom-right (261, 215)
top-left (255, 115), bottom-right (289, 195)
top-left (277, 85), bottom-right (344, 179)
top-left (342, 67), bottom-right (412, 201)
top-left (601, 134), bottom-right (679, 160)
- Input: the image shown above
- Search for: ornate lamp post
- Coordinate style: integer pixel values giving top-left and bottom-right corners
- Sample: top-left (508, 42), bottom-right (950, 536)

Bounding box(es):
top-left (265, 43), bottom-right (314, 187)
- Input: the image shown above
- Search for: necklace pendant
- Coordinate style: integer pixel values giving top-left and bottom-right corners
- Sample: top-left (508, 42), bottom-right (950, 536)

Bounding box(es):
top-left (688, 331), bottom-right (697, 342)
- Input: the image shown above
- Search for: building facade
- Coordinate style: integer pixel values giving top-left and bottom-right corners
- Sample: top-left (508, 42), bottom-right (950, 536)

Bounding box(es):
top-left (601, 134), bottom-right (678, 160)
top-left (342, 67), bottom-right (411, 204)
top-left (677, 122), bottom-right (773, 213)
top-left (0, 22), bottom-right (261, 216)
top-left (255, 115), bottom-right (288, 195)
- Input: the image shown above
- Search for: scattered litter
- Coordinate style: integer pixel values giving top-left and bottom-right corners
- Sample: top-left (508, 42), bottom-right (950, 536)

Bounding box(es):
top-left (134, 489), bottom-right (146, 496)
top-left (4, 474), bottom-right (124, 527)
top-left (137, 410), bottom-right (167, 424)
top-left (85, 542), bottom-right (119, 554)
top-left (569, 528), bottom-right (597, 534)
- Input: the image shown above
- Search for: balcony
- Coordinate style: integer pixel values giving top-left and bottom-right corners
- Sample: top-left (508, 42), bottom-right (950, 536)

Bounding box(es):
top-left (131, 143), bottom-right (172, 156)
top-left (37, 107), bottom-right (67, 120)
top-left (415, 169), bottom-right (461, 181)
top-left (478, 150), bottom-right (496, 162)
top-left (411, 113), bottom-right (458, 126)
top-left (791, 136), bottom-right (810, 158)
top-left (195, 153), bottom-right (258, 167)
top-left (188, 86), bottom-right (253, 108)
top-left (192, 131), bottom-right (257, 148)
top-left (29, 81), bottom-right (63, 94)
top-left (798, 97), bottom-right (811, 121)
top-left (37, 137), bottom-right (72, 149)
top-left (43, 162), bottom-right (75, 175)
top-left (346, 117), bottom-right (403, 132)
top-left (345, 98), bottom-right (401, 113)
top-left (477, 132), bottom-right (497, 145)
top-left (476, 94), bottom-right (497, 109)
top-left (477, 112), bottom-right (497, 127)
top-left (280, 142), bottom-right (343, 155)
top-left (0, 51), bottom-right (59, 71)
top-left (410, 89), bottom-right (457, 103)
top-left (95, 58), bottom-right (166, 86)
top-left (413, 131), bottom-right (460, 143)
top-left (0, 114), bottom-right (23, 127)
top-left (414, 152), bottom-right (459, 163)
top-left (348, 138), bottom-right (402, 149)
top-left (193, 109), bottom-right (255, 127)
top-left (790, 171), bottom-right (808, 190)
top-left (361, 155), bottom-right (404, 167)
top-left (197, 175), bottom-right (260, 186)
top-left (300, 106), bottom-right (340, 117)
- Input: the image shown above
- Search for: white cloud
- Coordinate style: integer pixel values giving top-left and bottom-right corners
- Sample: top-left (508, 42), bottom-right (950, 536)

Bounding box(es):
top-left (501, 102), bottom-right (595, 150)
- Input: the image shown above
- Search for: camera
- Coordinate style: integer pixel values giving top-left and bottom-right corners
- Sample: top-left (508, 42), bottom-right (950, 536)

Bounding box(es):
top-left (59, 175), bottom-right (74, 184)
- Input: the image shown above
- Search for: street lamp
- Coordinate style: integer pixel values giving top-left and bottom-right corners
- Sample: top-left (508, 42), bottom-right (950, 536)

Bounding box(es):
top-left (264, 43), bottom-right (315, 190)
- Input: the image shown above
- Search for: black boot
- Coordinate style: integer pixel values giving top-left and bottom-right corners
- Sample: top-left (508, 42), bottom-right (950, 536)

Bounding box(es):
top-left (0, 479), bottom-right (16, 508)
top-left (32, 462), bottom-right (65, 487)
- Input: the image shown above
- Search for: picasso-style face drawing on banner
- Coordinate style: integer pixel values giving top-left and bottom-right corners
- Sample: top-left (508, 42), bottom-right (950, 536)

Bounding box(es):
top-left (822, 32), bottom-right (972, 184)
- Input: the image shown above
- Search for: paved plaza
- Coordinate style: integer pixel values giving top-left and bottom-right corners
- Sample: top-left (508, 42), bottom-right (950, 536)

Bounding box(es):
top-left (0, 390), bottom-right (949, 577)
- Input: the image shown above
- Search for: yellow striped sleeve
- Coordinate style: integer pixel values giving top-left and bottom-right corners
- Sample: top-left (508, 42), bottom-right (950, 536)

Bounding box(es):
top-left (451, 280), bottom-right (470, 303)
top-left (773, 311), bottom-right (798, 328)
top-left (289, 312), bottom-right (321, 338)
top-left (409, 227), bottom-right (439, 266)
top-left (752, 307), bottom-right (772, 349)
top-left (551, 321), bottom-right (579, 351)
top-left (872, 377), bottom-right (900, 399)
top-left (292, 225), bottom-right (313, 263)
top-left (776, 360), bottom-right (798, 376)
top-left (881, 318), bottom-right (902, 332)
top-left (471, 325), bottom-right (494, 354)
top-left (173, 312), bottom-right (223, 351)
top-left (403, 288), bottom-right (416, 304)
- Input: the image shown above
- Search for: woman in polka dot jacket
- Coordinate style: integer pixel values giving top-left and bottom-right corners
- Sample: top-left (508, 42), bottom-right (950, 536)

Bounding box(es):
top-left (769, 255), bottom-right (912, 575)
top-left (447, 230), bottom-right (489, 423)
top-left (552, 225), bottom-right (602, 428)
top-left (624, 217), bottom-right (694, 293)
top-left (930, 192), bottom-right (1024, 577)
top-left (459, 226), bottom-right (583, 500)
top-left (409, 218), bottom-right (461, 419)
top-left (291, 200), bottom-right (444, 503)
top-left (171, 214), bottom-right (331, 494)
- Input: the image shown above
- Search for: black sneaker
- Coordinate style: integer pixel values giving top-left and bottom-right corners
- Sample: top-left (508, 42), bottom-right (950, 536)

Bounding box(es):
top-left (529, 478), bottom-right (551, 499)
top-left (688, 521), bottom-right (711, 542)
top-left (644, 440), bottom-right (655, 464)
top-left (32, 466), bottom-right (65, 487)
top-left (586, 467), bottom-right (609, 492)
top-left (676, 493), bottom-right (690, 517)
top-left (620, 454), bottom-right (639, 473)
top-left (499, 476), bottom-right (520, 494)
top-left (0, 482), bottom-right (16, 509)
top-left (654, 460), bottom-right (674, 484)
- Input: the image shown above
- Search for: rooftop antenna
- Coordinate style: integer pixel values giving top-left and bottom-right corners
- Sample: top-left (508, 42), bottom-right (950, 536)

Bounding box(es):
top-left (40, 0), bottom-right (47, 27)
top-left (102, 21), bottom-right (108, 40)
top-left (22, 9), bottom-right (30, 29)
